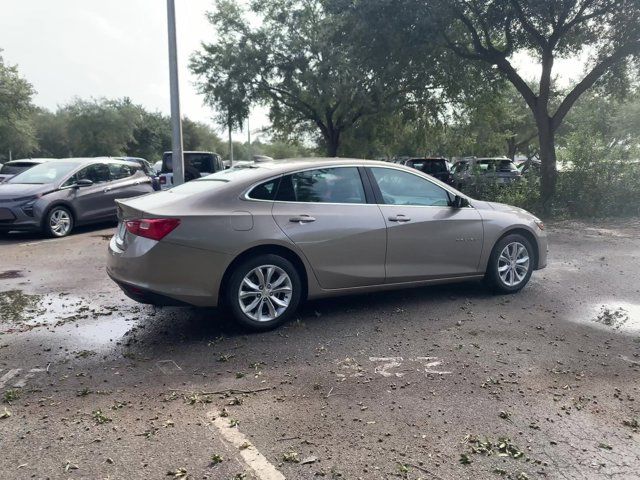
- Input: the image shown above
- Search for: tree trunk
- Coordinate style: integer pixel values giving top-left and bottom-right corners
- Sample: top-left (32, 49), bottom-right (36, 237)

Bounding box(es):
top-left (506, 136), bottom-right (516, 160)
top-left (325, 129), bottom-right (340, 157)
top-left (535, 115), bottom-right (557, 214)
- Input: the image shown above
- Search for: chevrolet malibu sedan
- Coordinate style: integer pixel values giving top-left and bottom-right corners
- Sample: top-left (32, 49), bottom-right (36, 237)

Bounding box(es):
top-left (107, 159), bottom-right (547, 331)
top-left (0, 158), bottom-right (154, 237)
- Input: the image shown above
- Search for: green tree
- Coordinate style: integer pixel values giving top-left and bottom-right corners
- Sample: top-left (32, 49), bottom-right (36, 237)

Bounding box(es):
top-left (182, 118), bottom-right (225, 153)
top-left (191, 0), bottom-right (401, 156)
top-left (0, 53), bottom-right (38, 160)
top-left (436, 0), bottom-right (640, 210)
top-left (61, 98), bottom-right (139, 157)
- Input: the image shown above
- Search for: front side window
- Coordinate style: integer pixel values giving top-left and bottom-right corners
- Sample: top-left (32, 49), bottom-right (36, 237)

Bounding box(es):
top-left (66, 163), bottom-right (111, 185)
top-left (370, 167), bottom-right (451, 207)
top-left (276, 167), bottom-right (366, 204)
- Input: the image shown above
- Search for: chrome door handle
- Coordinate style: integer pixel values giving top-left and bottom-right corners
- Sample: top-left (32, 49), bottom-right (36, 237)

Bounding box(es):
top-left (388, 215), bottom-right (411, 222)
top-left (289, 215), bottom-right (316, 223)
top-left (103, 187), bottom-right (113, 192)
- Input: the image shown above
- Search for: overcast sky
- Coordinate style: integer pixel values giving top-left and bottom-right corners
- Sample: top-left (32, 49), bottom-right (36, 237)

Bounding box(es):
top-left (0, 1), bottom-right (588, 142)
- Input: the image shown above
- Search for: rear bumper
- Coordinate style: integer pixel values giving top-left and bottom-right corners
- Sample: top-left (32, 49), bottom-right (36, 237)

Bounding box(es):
top-left (108, 273), bottom-right (190, 306)
top-left (107, 235), bottom-right (233, 307)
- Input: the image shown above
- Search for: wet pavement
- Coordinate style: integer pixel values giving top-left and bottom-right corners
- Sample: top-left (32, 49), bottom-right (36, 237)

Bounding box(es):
top-left (0, 220), bottom-right (639, 480)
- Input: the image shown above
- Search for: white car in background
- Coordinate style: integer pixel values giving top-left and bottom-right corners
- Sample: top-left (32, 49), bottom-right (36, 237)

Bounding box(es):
top-left (0, 158), bottom-right (55, 183)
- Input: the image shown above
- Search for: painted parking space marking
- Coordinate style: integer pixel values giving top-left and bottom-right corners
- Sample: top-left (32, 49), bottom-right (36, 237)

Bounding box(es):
top-left (369, 356), bottom-right (451, 377)
top-left (0, 369), bottom-right (22, 389)
top-left (207, 411), bottom-right (286, 480)
top-left (156, 360), bottom-right (182, 375)
top-left (13, 368), bottom-right (45, 388)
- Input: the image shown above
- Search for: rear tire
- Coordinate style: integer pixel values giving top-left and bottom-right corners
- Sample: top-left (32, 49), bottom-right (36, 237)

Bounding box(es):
top-left (226, 254), bottom-right (302, 331)
top-left (485, 233), bottom-right (534, 293)
top-left (43, 206), bottom-right (74, 238)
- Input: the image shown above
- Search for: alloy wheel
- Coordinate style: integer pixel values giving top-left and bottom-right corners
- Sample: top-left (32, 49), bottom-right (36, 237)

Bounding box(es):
top-left (49, 208), bottom-right (72, 237)
top-left (497, 241), bottom-right (530, 287)
top-left (238, 265), bottom-right (293, 322)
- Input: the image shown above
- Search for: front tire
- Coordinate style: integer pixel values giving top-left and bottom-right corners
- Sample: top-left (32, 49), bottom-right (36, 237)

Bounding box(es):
top-left (43, 206), bottom-right (74, 238)
top-left (486, 233), bottom-right (534, 293)
top-left (226, 254), bottom-right (302, 331)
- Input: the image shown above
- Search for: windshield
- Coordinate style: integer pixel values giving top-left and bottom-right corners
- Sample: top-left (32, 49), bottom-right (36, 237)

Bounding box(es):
top-left (8, 162), bottom-right (79, 184)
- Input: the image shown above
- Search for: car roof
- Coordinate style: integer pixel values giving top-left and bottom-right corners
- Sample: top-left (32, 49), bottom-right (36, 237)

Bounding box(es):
top-left (163, 151), bottom-right (217, 155)
top-left (5, 158), bottom-right (56, 165)
top-left (224, 157), bottom-right (412, 182)
top-left (36, 157), bottom-right (142, 167)
top-left (407, 157), bottom-right (446, 161)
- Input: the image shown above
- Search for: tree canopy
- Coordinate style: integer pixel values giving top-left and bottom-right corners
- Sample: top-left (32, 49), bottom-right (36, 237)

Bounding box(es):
top-left (191, 0), bottom-right (411, 156)
top-left (0, 52), bottom-right (37, 159)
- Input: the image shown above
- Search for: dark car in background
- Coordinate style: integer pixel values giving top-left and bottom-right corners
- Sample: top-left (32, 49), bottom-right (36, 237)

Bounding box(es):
top-left (159, 151), bottom-right (224, 190)
top-left (402, 157), bottom-right (454, 185)
top-left (452, 157), bottom-right (521, 189)
top-left (0, 158), bottom-right (55, 183)
top-left (0, 157), bottom-right (154, 237)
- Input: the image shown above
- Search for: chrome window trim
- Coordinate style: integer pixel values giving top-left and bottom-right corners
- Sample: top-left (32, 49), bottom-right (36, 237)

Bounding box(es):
top-left (240, 163), bottom-right (475, 208)
top-left (368, 165), bottom-right (475, 208)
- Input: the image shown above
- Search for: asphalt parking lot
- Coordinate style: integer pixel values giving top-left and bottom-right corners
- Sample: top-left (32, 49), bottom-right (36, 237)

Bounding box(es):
top-left (0, 220), bottom-right (639, 480)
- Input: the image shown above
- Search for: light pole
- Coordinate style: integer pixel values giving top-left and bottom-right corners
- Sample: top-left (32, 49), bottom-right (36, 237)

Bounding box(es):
top-left (167, 0), bottom-right (184, 185)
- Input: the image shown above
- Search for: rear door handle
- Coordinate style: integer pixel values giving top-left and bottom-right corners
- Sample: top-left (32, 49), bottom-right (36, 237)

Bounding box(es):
top-left (388, 214), bottom-right (411, 222)
top-left (103, 187), bottom-right (113, 192)
top-left (289, 215), bottom-right (316, 223)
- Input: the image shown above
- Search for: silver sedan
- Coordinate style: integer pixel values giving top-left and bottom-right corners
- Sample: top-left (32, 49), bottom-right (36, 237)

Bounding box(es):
top-left (107, 159), bottom-right (547, 330)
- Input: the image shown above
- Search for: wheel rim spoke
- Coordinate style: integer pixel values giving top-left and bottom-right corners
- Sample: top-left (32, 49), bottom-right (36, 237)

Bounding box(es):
top-left (238, 265), bottom-right (292, 322)
top-left (498, 242), bottom-right (530, 287)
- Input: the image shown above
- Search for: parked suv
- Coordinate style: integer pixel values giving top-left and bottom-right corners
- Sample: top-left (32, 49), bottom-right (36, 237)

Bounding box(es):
top-left (402, 157), bottom-right (453, 185)
top-left (159, 151), bottom-right (224, 190)
top-left (0, 158), bottom-right (154, 237)
top-left (452, 157), bottom-right (521, 189)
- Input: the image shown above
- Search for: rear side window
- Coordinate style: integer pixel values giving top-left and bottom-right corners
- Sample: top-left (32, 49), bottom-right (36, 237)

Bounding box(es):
top-left (109, 163), bottom-right (136, 180)
top-left (276, 167), bottom-right (366, 204)
top-left (248, 178), bottom-right (281, 200)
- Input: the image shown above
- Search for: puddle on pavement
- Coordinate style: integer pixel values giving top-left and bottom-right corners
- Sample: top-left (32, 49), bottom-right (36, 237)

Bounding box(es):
top-left (0, 269), bottom-right (23, 279)
top-left (0, 290), bottom-right (147, 353)
top-left (587, 301), bottom-right (640, 333)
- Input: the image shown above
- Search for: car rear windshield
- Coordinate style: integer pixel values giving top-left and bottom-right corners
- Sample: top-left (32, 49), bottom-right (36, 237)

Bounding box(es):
top-left (410, 160), bottom-right (448, 174)
top-left (8, 162), bottom-right (79, 184)
top-left (476, 160), bottom-right (518, 172)
top-left (162, 152), bottom-right (216, 174)
top-left (166, 166), bottom-right (266, 194)
top-left (0, 162), bottom-right (37, 175)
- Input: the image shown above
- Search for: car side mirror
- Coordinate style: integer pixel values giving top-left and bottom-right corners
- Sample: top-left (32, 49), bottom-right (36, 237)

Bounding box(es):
top-left (450, 195), bottom-right (469, 208)
top-left (75, 179), bottom-right (94, 188)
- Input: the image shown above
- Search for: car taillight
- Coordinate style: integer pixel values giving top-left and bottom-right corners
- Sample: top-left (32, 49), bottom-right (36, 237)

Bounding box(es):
top-left (125, 218), bottom-right (180, 241)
